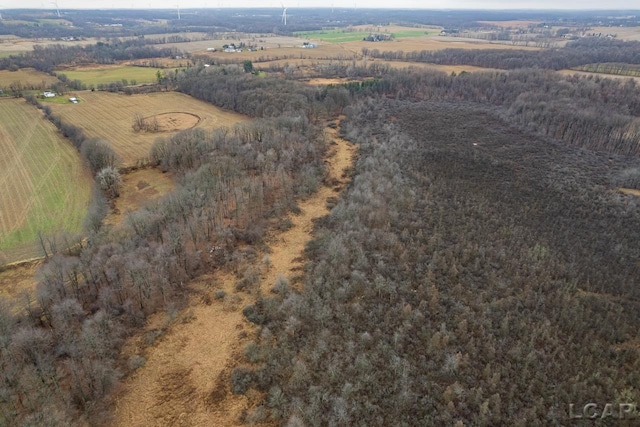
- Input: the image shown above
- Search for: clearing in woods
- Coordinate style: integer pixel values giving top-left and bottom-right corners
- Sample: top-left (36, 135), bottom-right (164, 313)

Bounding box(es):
top-left (0, 98), bottom-right (92, 264)
top-left (48, 91), bottom-right (249, 166)
top-left (104, 168), bottom-right (175, 226)
top-left (110, 123), bottom-right (357, 426)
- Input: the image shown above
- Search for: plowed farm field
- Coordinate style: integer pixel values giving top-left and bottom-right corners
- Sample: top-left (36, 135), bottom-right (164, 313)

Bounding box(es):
top-left (0, 98), bottom-right (91, 263)
top-left (48, 91), bottom-right (249, 166)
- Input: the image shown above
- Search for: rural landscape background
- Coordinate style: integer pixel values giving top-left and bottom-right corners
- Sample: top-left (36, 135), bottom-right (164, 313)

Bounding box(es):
top-left (1, 6), bottom-right (640, 426)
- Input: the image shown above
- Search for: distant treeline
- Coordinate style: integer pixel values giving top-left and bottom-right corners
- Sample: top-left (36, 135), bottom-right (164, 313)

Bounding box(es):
top-left (0, 39), bottom-right (181, 73)
top-left (332, 67), bottom-right (640, 157)
top-left (363, 38), bottom-right (640, 70)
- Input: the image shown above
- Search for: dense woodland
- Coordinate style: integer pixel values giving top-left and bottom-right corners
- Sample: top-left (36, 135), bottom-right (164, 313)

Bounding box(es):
top-left (235, 99), bottom-right (640, 425)
top-left (1, 8), bottom-right (640, 424)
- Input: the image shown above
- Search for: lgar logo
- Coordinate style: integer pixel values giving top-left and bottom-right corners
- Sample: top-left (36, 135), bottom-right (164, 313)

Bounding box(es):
top-left (569, 403), bottom-right (639, 420)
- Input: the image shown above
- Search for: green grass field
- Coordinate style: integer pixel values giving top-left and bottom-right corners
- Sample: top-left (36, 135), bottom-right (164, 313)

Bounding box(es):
top-left (392, 30), bottom-right (428, 38)
top-left (295, 28), bottom-right (427, 43)
top-left (57, 65), bottom-right (166, 86)
top-left (0, 99), bottom-right (92, 263)
top-left (295, 29), bottom-right (370, 43)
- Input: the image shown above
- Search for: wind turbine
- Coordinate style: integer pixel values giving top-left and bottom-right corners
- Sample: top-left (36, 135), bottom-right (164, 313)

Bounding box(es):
top-left (51, 0), bottom-right (61, 17)
top-left (0, 5), bottom-right (4, 21)
top-left (281, 2), bottom-right (287, 26)
top-left (176, 1), bottom-right (181, 20)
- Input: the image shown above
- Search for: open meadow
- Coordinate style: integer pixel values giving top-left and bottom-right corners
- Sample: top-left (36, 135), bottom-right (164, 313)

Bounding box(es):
top-left (0, 68), bottom-right (59, 89)
top-left (0, 35), bottom-right (98, 55)
top-left (57, 64), bottom-right (172, 86)
top-left (0, 98), bottom-right (92, 264)
top-left (48, 91), bottom-right (249, 165)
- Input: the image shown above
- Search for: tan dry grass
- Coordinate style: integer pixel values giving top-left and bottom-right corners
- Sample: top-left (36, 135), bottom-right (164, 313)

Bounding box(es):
top-left (587, 27), bottom-right (640, 41)
top-left (48, 91), bottom-right (249, 166)
top-left (104, 168), bottom-right (175, 227)
top-left (619, 188), bottom-right (640, 197)
top-left (0, 36), bottom-right (99, 54)
top-left (340, 37), bottom-right (542, 54)
top-left (0, 68), bottom-right (59, 88)
top-left (0, 261), bottom-right (40, 312)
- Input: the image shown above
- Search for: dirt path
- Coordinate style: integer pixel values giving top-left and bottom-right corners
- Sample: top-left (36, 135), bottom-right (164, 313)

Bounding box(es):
top-left (109, 123), bottom-right (356, 427)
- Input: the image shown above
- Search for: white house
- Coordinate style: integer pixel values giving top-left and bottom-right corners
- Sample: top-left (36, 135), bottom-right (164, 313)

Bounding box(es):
top-left (43, 91), bottom-right (55, 98)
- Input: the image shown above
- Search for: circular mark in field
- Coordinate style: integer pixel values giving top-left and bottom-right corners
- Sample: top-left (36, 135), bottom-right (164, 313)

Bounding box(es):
top-left (146, 112), bottom-right (201, 132)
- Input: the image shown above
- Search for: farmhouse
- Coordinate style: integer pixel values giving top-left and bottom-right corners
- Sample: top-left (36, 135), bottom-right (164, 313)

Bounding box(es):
top-left (43, 91), bottom-right (56, 98)
top-left (69, 97), bottom-right (78, 104)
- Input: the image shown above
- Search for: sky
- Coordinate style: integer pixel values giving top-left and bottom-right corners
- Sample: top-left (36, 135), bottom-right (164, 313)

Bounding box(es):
top-left (1, 0), bottom-right (637, 10)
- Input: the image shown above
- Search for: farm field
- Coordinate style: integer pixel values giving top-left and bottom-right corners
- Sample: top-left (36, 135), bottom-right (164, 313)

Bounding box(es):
top-left (161, 34), bottom-right (308, 53)
top-left (0, 36), bottom-right (98, 55)
top-left (340, 36), bottom-right (542, 54)
top-left (0, 98), bottom-right (92, 264)
top-left (57, 65), bottom-right (170, 86)
top-left (588, 26), bottom-right (640, 41)
top-left (48, 91), bottom-right (249, 165)
top-left (296, 25), bottom-right (429, 43)
top-left (0, 68), bottom-right (59, 89)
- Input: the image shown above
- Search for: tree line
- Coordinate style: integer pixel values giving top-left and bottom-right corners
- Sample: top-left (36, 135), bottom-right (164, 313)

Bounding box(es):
top-left (328, 66), bottom-right (640, 157)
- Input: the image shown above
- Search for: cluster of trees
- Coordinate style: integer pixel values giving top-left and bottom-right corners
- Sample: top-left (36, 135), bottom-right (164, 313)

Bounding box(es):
top-left (234, 99), bottom-right (640, 425)
top-left (176, 64), bottom-right (352, 120)
top-left (362, 38), bottom-right (640, 70)
top-left (0, 73), bottom-right (347, 424)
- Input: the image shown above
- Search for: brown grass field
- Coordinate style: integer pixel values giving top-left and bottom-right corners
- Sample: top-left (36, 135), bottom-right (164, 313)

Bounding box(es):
top-left (586, 26), bottom-right (640, 41)
top-left (0, 261), bottom-right (40, 312)
top-left (0, 36), bottom-right (99, 55)
top-left (0, 68), bottom-right (59, 89)
top-left (0, 98), bottom-right (92, 264)
top-left (48, 91), bottom-right (249, 166)
top-left (340, 36), bottom-right (542, 54)
top-left (105, 168), bottom-right (175, 226)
